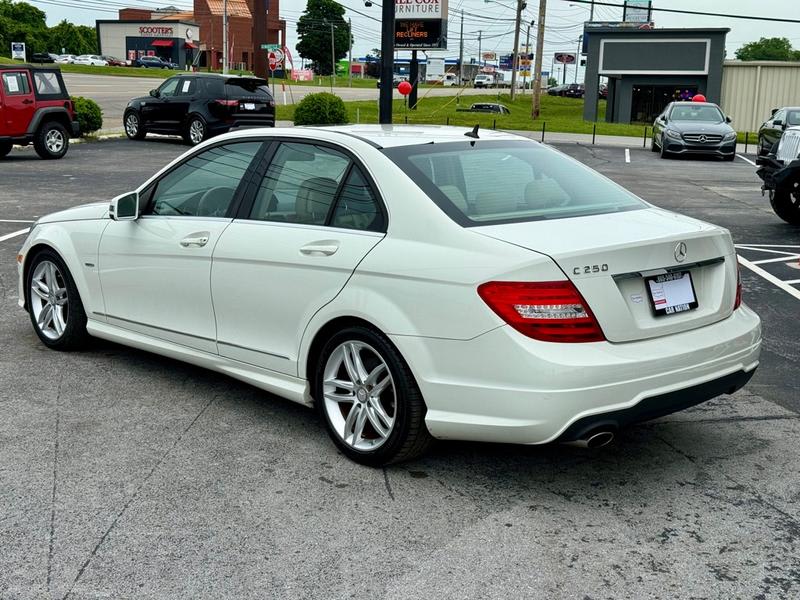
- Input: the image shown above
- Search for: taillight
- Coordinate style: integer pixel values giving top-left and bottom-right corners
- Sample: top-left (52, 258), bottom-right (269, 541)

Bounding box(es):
top-left (215, 99), bottom-right (238, 107)
top-left (477, 281), bottom-right (606, 343)
top-left (734, 262), bottom-right (743, 310)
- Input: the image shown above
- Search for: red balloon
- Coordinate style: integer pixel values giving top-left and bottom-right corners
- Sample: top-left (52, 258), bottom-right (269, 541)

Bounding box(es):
top-left (398, 81), bottom-right (412, 96)
top-left (692, 94), bottom-right (707, 103)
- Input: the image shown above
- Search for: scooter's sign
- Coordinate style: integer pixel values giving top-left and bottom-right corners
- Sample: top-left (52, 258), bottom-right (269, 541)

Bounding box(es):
top-left (395, 0), bottom-right (448, 19)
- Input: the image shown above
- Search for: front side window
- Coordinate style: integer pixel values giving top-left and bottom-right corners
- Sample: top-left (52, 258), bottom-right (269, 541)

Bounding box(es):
top-left (158, 78), bottom-right (180, 97)
top-left (33, 71), bottom-right (61, 95)
top-left (383, 141), bottom-right (646, 226)
top-left (145, 142), bottom-right (261, 217)
top-left (2, 72), bottom-right (30, 95)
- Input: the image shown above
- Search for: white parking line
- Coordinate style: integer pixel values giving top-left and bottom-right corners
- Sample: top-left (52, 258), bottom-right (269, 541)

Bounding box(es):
top-left (736, 246), bottom-right (800, 257)
top-left (625, 148), bottom-right (631, 163)
top-left (751, 254), bottom-right (800, 265)
top-left (0, 228), bottom-right (29, 243)
top-left (737, 255), bottom-right (800, 300)
top-left (737, 154), bottom-right (756, 166)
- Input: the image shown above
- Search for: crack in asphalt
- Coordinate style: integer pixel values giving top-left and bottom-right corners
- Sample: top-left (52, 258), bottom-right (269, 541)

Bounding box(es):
top-left (46, 372), bottom-right (64, 595)
top-left (382, 467), bottom-right (395, 501)
top-left (60, 393), bottom-right (219, 600)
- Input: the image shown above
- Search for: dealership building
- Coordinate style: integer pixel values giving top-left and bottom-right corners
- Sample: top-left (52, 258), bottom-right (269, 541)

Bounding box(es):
top-left (96, 17), bottom-right (201, 68)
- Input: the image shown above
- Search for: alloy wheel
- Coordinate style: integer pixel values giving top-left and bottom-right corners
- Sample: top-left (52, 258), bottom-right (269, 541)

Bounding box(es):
top-left (189, 120), bottom-right (205, 145)
top-left (125, 114), bottom-right (139, 137)
top-left (322, 341), bottom-right (396, 451)
top-left (45, 130), bottom-right (64, 154)
top-left (30, 260), bottom-right (69, 340)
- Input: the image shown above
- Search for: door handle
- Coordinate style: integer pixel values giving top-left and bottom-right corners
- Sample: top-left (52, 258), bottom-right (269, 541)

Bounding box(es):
top-left (180, 232), bottom-right (210, 247)
top-left (300, 241), bottom-right (339, 256)
top-left (22, 99), bottom-right (33, 104)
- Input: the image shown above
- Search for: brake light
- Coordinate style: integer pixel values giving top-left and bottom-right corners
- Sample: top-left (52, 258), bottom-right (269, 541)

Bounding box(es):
top-left (478, 281), bottom-right (606, 343)
top-left (734, 262), bottom-right (743, 310)
top-left (215, 99), bottom-right (238, 107)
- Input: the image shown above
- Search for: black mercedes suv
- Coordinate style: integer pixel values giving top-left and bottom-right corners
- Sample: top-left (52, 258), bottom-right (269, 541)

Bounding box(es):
top-left (123, 73), bottom-right (276, 145)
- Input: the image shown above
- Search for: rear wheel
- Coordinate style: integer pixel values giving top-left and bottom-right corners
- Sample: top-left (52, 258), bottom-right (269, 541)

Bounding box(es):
top-left (26, 250), bottom-right (89, 350)
top-left (315, 326), bottom-right (433, 466)
top-left (0, 141), bottom-right (12, 158)
top-left (769, 186), bottom-right (800, 225)
top-left (124, 111), bottom-right (147, 140)
top-left (33, 121), bottom-right (69, 159)
top-left (183, 116), bottom-right (207, 146)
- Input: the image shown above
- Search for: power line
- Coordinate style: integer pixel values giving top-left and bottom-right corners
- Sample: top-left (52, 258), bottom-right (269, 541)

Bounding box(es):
top-left (566, 0), bottom-right (800, 24)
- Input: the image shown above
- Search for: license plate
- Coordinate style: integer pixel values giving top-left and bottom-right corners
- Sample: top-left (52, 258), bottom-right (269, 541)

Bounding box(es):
top-left (242, 102), bottom-right (256, 110)
top-left (645, 271), bottom-right (698, 316)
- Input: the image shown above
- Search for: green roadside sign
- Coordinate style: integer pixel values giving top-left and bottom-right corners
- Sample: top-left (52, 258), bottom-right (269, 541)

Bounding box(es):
top-left (261, 44), bottom-right (280, 51)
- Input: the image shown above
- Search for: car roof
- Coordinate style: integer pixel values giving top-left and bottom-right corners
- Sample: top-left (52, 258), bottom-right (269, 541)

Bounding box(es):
top-left (0, 63), bottom-right (61, 70)
top-left (316, 125), bottom-right (527, 148)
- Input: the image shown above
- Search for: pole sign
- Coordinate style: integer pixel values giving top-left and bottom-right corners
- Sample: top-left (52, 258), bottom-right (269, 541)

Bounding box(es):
top-left (394, 0), bottom-right (448, 49)
top-left (623, 0), bottom-right (652, 23)
top-left (11, 42), bottom-right (25, 60)
top-left (554, 52), bottom-right (577, 65)
top-left (482, 52), bottom-right (497, 62)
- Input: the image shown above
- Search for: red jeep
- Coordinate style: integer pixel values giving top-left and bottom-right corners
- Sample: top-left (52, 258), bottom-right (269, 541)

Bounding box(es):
top-left (0, 64), bottom-right (80, 159)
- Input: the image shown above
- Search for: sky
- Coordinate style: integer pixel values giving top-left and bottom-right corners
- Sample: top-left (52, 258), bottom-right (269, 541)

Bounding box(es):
top-left (24, 0), bottom-right (800, 80)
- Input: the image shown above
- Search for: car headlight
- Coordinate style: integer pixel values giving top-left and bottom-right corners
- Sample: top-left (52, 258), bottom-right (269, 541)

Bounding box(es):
top-left (665, 129), bottom-right (682, 140)
top-left (723, 131), bottom-right (737, 141)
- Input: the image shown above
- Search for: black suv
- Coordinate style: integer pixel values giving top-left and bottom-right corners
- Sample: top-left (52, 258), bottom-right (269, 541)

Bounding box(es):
top-left (758, 106), bottom-right (800, 156)
top-left (123, 74), bottom-right (276, 145)
top-left (132, 56), bottom-right (178, 69)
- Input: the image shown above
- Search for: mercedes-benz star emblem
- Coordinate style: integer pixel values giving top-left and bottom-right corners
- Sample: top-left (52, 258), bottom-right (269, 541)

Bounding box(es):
top-left (674, 242), bottom-right (688, 263)
top-left (698, 135), bottom-right (707, 143)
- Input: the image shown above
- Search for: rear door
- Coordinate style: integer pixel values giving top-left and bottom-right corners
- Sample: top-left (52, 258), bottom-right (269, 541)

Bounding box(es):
top-left (211, 141), bottom-right (386, 375)
top-left (0, 70), bottom-right (35, 137)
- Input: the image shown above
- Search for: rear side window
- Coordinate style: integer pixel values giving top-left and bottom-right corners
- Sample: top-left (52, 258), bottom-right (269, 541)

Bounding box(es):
top-left (2, 72), bottom-right (30, 95)
top-left (787, 111), bottom-right (800, 126)
top-left (331, 168), bottom-right (384, 231)
top-left (33, 71), bottom-right (61, 95)
top-left (383, 141), bottom-right (645, 226)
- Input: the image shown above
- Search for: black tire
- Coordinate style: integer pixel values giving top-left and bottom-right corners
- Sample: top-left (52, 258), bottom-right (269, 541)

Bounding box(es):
top-left (123, 110), bottom-right (147, 140)
top-left (769, 187), bottom-right (800, 225)
top-left (0, 141), bottom-right (12, 158)
top-left (26, 249), bottom-right (89, 351)
top-left (723, 153), bottom-right (736, 162)
top-left (650, 136), bottom-right (658, 152)
top-left (183, 115), bottom-right (207, 146)
top-left (33, 121), bottom-right (69, 160)
top-left (314, 325), bottom-right (433, 466)
top-left (659, 136), bottom-right (670, 159)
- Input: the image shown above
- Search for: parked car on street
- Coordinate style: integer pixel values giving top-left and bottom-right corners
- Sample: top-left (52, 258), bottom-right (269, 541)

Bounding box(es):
top-left (0, 63), bottom-right (80, 159)
top-left (547, 84), bottom-right (567, 96)
top-left (55, 55), bottom-right (76, 64)
top-left (756, 125), bottom-right (800, 224)
top-left (17, 125), bottom-right (760, 465)
top-left (123, 73), bottom-right (275, 145)
top-left (30, 53), bottom-right (56, 64)
top-left (101, 55), bottom-right (128, 67)
top-left (564, 83), bottom-right (585, 98)
top-left (456, 103), bottom-right (510, 114)
top-left (73, 55), bottom-right (108, 66)
top-left (757, 106), bottom-right (800, 156)
top-left (132, 55), bottom-right (178, 69)
top-left (599, 83), bottom-right (608, 99)
top-left (376, 74), bottom-right (408, 89)
top-left (651, 101), bottom-right (737, 160)
top-left (473, 74), bottom-right (495, 88)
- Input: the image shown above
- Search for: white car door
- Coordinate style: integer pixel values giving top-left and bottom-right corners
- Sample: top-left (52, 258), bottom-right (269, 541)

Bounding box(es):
top-left (211, 141), bottom-right (386, 375)
top-left (97, 141), bottom-right (263, 353)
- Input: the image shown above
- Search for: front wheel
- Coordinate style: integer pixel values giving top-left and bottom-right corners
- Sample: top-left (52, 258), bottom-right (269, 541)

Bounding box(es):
top-left (315, 326), bottom-right (433, 466)
top-left (659, 136), bottom-right (670, 159)
top-left (124, 111), bottom-right (147, 140)
top-left (33, 121), bottom-right (69, 159)
top-left (650, 136), bottom-right (658, 152)
top-left (26, 250), bottom-right (89, 350)
top-left (769, 186), bottom-right (800, 225)
top-left (0, 141), bottom-right (12, 158)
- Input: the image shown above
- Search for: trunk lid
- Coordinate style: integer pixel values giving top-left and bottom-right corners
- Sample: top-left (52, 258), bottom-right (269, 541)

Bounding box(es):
top-left (475, 208), bottom-right (737, 343)
top-left (224, 77), bottom-right (275, 120)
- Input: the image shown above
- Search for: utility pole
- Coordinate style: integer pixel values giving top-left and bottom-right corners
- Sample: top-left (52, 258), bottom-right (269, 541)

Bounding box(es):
top-left (574, 34), bottom-right (582, 83)
top-left (222, 0), bottom-right (228, 74)
top-left (522, 21), bottom-right (532, 94)
top-left (409, 49), bottom-right (419, 109)
top-left (348, 19), bottom-right (353, 87)
top-left (509, 0), bottom-right (523, 101)
top-left (378, 0), bottom-right (395, 124)
top-left (458, 10), bottom-right (464, 85)
top-left (478, 30), bottom-right (482, 70)
top-left (590, 0), bottom-right (595, 20)
top-left (330, 23), bottom-right (336, 90)
top-left (531, 0), bottom-right (547, 118)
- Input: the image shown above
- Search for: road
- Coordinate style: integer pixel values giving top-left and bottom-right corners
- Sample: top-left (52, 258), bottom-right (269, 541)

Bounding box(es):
top-left (62, 73), bottom-right (495, 128)
top-left (0, 138), bottom-right (798, 599)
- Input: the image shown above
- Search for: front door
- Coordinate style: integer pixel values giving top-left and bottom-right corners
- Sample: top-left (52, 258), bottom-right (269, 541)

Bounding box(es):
top-left (0, 71), bottom-right (35, 137)
top-left (211, 141), bottom-right (386, 375)
top-left (140, 77), bottom-right (181, 130)
top-left (97, 141), bottom-right (263, 353)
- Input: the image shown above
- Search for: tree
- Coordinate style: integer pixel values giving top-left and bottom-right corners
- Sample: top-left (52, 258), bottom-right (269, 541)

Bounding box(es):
top-left (0, 0), bottom-right (48, 57)
top-left (296, 0), bottom-right (351, 76)
top-left (735, 37), bottom-right (800, 61)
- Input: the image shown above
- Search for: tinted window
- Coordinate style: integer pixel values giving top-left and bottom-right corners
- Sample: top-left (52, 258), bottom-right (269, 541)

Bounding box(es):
top-left (669, 104), bottom-right (724, 122)
top-left (177, 77), bottom-right (196, 96)
top-left (786, 111), bottom-right (800, 126)
top-left (145, 142), bottom-right (261, 217)
top-left (384, 141), bottom-right (645, 226)
top-left (33, 71), bottom-right (61, 95)
top-left (331, 168), bottom-right (384, 231)
top-left (250, 143), bottom-right (349, 225)
top-left (225, 78), bottom-right (272, 98)
top-left (158, 78), bottom-right (180, 97)
top-left (2, 72), bottom-right (30, 95)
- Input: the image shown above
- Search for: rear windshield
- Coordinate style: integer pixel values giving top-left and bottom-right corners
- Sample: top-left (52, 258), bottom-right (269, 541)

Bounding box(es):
top-left (787, 111), bottom-right (800, 126)
top-left (225, 78), bottom-right (272, 98)
top-left (669, 104), bottom-right (724, 122)
top-left (382, 140), bottom-right (646, 226)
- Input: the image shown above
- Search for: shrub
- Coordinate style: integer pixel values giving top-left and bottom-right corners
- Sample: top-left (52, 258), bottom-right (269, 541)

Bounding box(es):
top-left (293, 92), bottom-right (348, 126)
top-left (71, 96), bottom-right (103, 135)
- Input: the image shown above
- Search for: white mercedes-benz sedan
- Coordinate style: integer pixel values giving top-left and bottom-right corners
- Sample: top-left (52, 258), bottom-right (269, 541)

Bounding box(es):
top-left (17, 126), bottom-right (761, 465)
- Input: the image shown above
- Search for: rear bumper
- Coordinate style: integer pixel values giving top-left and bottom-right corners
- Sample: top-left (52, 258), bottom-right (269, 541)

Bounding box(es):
top-left (390, 304), bottom-right (761, 445)
top-left (210, 117), bottom-right (275, 134)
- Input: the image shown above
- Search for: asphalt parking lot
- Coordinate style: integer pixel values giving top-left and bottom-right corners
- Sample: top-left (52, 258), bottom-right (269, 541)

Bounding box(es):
top-left (1, 138), bottom-right (799, 599)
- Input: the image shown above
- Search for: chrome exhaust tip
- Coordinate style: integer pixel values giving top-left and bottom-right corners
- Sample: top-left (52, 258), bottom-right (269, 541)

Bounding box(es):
top-left (563, 430), bottom-right (616, 449)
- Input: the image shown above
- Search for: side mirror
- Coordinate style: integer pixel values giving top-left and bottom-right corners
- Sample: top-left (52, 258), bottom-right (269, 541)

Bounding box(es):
top-left (149, 89), bottom-right (159, 98)
top-left (774, 119), bottom-right (783, 127)
top-left (662, 117), bottom-right (668, 124)
top-left (109, 192), bottom-right (139, 221)
top-left (771, 108), bottom-right (778, 116)
top-left (726, 116), bottom-right (732, 123)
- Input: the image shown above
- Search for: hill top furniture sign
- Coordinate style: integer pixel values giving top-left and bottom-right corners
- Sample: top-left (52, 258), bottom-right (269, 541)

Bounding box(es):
top-left (395, 0), bottom-right (448, 49)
